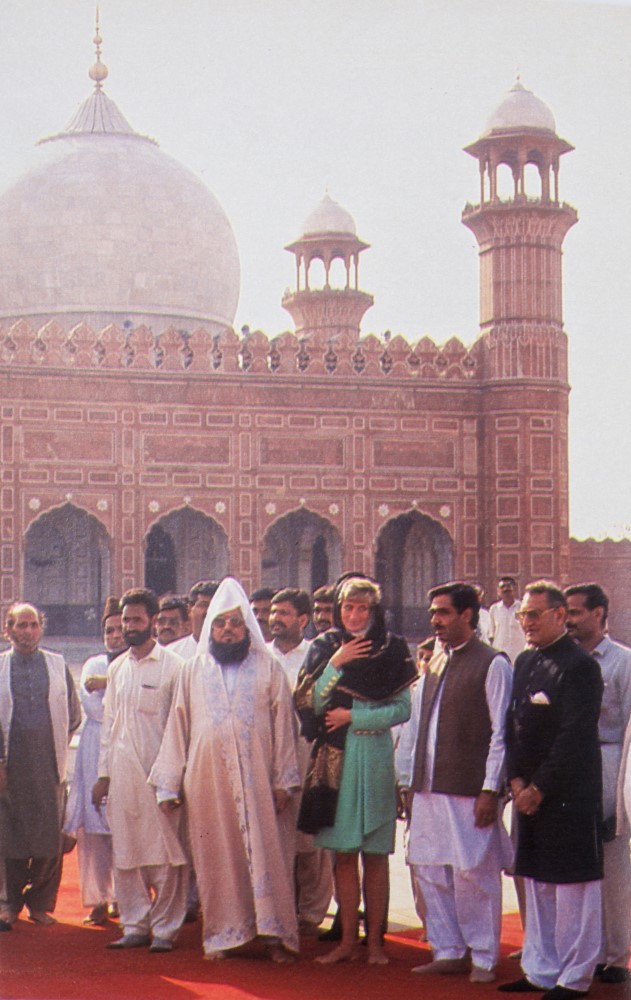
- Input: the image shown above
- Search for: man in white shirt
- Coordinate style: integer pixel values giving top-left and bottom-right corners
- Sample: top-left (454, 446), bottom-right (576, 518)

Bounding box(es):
top-left (396, 582), bottom-right (512, 984)
top-left (489, 576), bottom-right (525, 664)
top-left (268, 588), bottom-right (333, 936)
top-left (92, 588), bottom-right (187, 952)
top-left (565, 583), bottom-right (631, 985)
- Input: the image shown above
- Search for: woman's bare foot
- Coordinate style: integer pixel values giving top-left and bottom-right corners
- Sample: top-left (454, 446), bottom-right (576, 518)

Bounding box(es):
top-left (203, 949), bottom-right (226, 961)
top-left (367, 945), bottom-right (389, 965)
top-left (315, 945), bottom-right (358, 964)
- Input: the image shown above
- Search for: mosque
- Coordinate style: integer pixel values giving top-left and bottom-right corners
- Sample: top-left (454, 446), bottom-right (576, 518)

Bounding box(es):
top-left (0, 24), bottom-right (627, 639)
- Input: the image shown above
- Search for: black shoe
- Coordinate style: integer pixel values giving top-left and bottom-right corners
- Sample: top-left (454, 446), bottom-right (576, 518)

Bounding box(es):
top-left (598, 965), bottom-right (630, 984)
top-left (0, 919), bottom-right (11, 932)
top-left (498, 979), bottom-right (546, 993)
top-left (541, 988), bottom-right (588, 999)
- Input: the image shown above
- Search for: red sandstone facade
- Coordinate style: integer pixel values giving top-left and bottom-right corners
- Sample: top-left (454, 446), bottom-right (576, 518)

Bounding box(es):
top-left (1, 78), bottom-right (626, 639)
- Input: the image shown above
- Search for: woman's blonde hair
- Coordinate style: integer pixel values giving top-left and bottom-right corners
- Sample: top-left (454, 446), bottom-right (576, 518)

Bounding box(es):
top-left (338, 577), bottom-right (382, 606)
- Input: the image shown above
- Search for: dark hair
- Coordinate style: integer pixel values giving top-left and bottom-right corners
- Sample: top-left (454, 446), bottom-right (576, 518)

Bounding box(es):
top-left (158, 595), bottom-right (189, 622)
top-left (313, 585), bottom-right (335, 603)
top-left (523, 580), bottom-right (566, 609)
top-left (121, 588), bottom-right (159, 618)
top-left (564, 582), bottom-right (608, 624)
top-left (189, 580), bottom-right (219, 603)
top-left (498, 576), bottom-right (517, 587)
top-left (271, 587), bottom-right (312, 617)
top-left (250, 587), bottom-right (276, 603)
top-left (101, 595), bottom-right (121, 627)
top-left (428, 581), bottom-right (480, 629)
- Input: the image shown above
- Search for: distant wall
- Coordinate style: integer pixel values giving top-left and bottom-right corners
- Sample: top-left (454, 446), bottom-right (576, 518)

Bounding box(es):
top-left (569, 538), bottom-right (631, 646)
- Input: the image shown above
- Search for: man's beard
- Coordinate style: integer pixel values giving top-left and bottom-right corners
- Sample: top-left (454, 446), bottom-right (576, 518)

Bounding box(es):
top-left (124, 625), bottom-right (153, 647)
top-left (211, 633), bottom-right (251, 664)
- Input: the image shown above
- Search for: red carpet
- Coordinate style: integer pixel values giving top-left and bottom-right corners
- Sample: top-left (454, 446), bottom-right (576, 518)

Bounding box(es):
top-left (0, 852), bottom-right (627, 1000)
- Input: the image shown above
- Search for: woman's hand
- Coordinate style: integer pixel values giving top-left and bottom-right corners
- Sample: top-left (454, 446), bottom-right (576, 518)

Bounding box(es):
top-left (324, 707), bottom-right (352, 732)
top-left (330, 637), bottom-right (372, 669)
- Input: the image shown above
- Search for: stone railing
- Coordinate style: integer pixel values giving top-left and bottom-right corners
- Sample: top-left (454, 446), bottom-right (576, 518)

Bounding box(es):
top-left (0, 319), bottom-right (480, 381)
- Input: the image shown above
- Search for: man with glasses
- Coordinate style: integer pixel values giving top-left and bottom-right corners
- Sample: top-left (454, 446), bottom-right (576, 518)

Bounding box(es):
top-left (500, 581), bottom-right (604, 1000)
top-left (150, 577), bottom-right (299, 962)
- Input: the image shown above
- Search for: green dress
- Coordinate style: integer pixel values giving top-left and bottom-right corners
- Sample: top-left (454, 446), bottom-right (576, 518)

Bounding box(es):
top-left (312, 662), bottom-right (411, 854)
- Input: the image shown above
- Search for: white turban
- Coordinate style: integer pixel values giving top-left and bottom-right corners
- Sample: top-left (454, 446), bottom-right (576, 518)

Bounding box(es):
top-left (196, 576), bottom-right (267, 656)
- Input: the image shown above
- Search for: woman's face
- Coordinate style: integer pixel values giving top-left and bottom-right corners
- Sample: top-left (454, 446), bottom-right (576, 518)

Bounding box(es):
top-left (340, 598), bottom-right (372, 635)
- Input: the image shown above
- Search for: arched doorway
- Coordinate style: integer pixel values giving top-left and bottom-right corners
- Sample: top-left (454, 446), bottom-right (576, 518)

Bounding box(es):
top-left (261, 508), bottom-right (342, 592)
top-left (375, 510), bottom-right (453, 637)
top-left (144, 507), bottom-right (228, 596)
top-left (23, 502), bottom-right (111, 636)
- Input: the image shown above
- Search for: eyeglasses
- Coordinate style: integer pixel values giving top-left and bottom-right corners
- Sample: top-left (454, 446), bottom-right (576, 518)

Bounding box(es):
top-left (516, 607), bottom-right (557, 624)
top-left (212, 615), bottom-right (246, 629)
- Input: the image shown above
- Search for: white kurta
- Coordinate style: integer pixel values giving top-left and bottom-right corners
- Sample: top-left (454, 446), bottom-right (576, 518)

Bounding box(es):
top-left (489, 600), bottom-right (525, 665)
top-left (168, 634), bottom-right (198, 660)
top-left (98, 643), bottom-right (186, 870)
top-left (396, 655), bottom-right (513, 870)
top-left (65, 653), bottom-right (114, 907)
top-left (396, 650), bottom-right (513, 970)
top-left (149, 646), bottom-right (300, 955)
top-left (66, 654), bottom-right (111, 837)
top-left (590, 635), bottom-right (631, 968)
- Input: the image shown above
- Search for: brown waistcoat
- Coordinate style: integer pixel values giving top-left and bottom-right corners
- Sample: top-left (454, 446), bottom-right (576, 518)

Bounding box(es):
top-left (411, 635), bottom-right (497, 796)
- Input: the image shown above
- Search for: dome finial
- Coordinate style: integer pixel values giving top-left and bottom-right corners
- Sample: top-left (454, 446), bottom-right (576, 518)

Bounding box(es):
top-left (89, 4), bottom-right (109, 90)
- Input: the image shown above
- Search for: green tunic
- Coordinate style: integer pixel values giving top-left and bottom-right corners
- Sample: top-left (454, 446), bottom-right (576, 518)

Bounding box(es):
top-left (312, 662), bottom-right (411, 853)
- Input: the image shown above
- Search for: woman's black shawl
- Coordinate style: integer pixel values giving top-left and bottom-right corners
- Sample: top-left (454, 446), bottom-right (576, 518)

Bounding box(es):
top-left (294, 581), bottom-right (417, 834)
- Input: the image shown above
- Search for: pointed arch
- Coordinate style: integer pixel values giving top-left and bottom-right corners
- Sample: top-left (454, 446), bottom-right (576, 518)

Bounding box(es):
top-left (144, 506), bottom-right (228, 596)
top-left (261, 508), bottom-right (342, 592)
top-left (23, 501), bottom-right (111, 636)
top-left (375, 510), bottom-right (453, 637)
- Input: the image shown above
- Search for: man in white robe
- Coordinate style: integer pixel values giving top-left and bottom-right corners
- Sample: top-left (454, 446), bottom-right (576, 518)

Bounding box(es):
top-left (92, 588), bottom-right (187, 952)
top-left (396, 582), bottom-right (512, 984)
top-left (150, 577), bottom-right (300, 961)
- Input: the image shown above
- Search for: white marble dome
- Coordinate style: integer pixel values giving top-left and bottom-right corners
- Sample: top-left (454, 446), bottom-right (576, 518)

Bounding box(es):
top-left (0, 88), bottom-right (240, 334)
top-left (484, 80), bottom-right (556, 136)
top-left (302, 194), bottom-right (357, 237)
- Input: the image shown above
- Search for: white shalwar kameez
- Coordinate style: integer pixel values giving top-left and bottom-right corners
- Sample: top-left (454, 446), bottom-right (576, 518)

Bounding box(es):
top-left (591, 635), bottom-right (631, 970)
top-left (98, 642), bottom-right (187, 942)
top-left (64, 653), bottom-right (114, 908)
top-left (150, 579), bottom-right (300, 957)
top-left (396, 654), bottom-right (513, 972)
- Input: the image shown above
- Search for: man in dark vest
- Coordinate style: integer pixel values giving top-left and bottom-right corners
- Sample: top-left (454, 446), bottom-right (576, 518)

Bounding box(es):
top-left (395, 582), bottom-right (512, 984)
top-left (499, 581), bottom-right (603, 1000)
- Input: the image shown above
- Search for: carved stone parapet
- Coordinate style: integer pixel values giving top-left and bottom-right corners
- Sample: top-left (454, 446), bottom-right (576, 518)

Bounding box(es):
top-left (0, 319), bottom-right (482, 381)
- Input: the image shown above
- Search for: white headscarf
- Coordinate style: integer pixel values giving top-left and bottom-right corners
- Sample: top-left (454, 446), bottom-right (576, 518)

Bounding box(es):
top-left (196, 576), bottom-right (268, 657)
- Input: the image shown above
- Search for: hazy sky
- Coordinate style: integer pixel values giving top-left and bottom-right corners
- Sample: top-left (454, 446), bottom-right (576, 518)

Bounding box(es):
top-left (0, 0), bottom-right (628, 540)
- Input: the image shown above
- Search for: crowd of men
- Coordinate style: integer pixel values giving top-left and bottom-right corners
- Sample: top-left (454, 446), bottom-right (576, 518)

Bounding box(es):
top-left (0, 573), bottom-right (629, 998)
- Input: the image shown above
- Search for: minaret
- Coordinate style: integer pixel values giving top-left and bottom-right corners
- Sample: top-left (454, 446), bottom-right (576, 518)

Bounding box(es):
top-left (462, 80), bottom-right (577, 589)
top-left (282, 194), bottom-right (373, 339)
